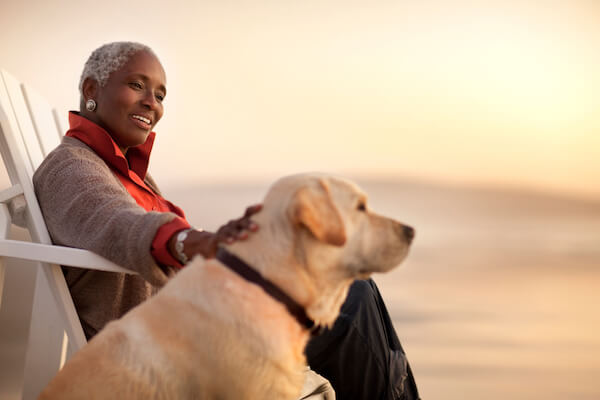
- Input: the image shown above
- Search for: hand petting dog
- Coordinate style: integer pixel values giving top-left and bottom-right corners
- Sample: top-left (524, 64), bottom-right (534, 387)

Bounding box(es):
top-left (169, 204), bottom-right (263, 260)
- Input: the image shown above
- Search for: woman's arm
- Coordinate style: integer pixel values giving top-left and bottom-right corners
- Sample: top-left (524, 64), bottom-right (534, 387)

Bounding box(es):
top-left (33, 140), bottom-right (179, 286)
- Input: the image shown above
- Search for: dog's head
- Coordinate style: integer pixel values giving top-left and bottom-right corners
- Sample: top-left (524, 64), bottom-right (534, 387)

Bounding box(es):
top-left (242, 173), bottom-right (414, 326)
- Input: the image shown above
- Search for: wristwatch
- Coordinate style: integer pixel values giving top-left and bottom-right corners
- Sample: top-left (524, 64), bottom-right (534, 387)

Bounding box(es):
top-left (174, 228), bottom-right (195, 265)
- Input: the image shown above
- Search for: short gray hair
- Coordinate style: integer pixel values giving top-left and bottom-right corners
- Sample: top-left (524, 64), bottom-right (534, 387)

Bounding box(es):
top-left (78, 41), bottom-right (156, 95)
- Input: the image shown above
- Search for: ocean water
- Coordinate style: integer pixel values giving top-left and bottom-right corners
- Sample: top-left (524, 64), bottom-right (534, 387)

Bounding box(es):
top-left (163, 178), bottom-right (600, 400)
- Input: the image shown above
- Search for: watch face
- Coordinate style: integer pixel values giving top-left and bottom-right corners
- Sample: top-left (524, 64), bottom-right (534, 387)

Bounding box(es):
top-left (175, 229), bottom-right (191, 263)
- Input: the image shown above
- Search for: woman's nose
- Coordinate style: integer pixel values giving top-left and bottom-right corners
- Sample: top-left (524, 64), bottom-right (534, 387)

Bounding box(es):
top-left (141, 91), bottom-right (160, 110)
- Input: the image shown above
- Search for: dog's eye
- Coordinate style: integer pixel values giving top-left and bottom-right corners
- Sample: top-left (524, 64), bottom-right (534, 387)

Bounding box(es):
top-left (357, 202), bottom-right (367, 211)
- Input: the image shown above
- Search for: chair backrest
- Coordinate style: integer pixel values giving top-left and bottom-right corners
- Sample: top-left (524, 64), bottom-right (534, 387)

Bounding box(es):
top-left (22, 83), bottom-right (65, 161)
top-left (0, 69), bottom-right (86, 399)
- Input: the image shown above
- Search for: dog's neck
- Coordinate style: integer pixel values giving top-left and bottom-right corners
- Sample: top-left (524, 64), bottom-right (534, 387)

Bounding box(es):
top-left (215, 247), bottom-right (319, 333)
top-left (222, 218), bottom-right (355, 328)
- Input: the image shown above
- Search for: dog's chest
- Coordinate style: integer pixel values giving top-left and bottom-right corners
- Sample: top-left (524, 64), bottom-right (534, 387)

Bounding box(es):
top-left (158, 260), bottom-right (310, 398)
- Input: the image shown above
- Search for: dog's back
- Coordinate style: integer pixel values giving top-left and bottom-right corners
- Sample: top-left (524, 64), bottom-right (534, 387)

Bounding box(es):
top-left (40, 258), bottom-right (309, 399)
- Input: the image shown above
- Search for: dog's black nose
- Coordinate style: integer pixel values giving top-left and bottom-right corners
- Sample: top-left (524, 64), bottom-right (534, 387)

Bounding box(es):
top-left (403, 225), bottom-right (415, 244)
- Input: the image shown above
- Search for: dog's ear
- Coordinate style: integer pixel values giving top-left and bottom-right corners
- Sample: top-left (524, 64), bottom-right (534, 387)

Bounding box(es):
top-left (291, 179), bottom-right (346, 246)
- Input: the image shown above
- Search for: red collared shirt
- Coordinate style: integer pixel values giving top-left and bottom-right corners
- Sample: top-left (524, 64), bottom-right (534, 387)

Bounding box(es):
top-left (66, 112), bottom-right (189, 268)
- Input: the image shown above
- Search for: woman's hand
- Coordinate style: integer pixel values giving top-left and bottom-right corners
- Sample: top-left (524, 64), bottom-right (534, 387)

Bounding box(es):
top-left (214, 204), bottom-right (263, 243)
top-left (169, 204), bottom-right (262, 262)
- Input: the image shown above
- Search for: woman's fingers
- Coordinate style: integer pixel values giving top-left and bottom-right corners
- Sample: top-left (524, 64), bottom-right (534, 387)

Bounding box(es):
top-left (244, 204), bottom-right (263, 218)
top-left (242, 204), bottom-right (262, 232)
top-left (248, 222), bottom-right (258, 232)
top-left (216, 204), bottom-right (263, 244)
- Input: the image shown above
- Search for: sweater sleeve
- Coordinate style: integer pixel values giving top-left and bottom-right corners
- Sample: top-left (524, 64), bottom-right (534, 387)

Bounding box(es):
top-left (151, 217), bottom-right (190, 268)
top-left (33, 139), bottom-right (177, 287)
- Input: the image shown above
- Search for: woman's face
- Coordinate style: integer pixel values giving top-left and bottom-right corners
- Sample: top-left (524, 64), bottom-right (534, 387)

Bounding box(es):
top-left (87, 50), bottom-right (167, 154)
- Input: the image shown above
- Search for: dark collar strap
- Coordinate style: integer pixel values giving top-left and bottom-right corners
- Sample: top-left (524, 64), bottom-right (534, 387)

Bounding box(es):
top-left (216, 247), bottom-right (320, 335)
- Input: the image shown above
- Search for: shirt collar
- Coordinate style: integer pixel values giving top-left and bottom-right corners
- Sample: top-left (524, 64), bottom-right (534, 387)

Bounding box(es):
top-left (65, 111), bottom-right (155, 179)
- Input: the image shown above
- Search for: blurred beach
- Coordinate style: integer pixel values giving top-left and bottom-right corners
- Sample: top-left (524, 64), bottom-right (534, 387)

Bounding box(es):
top-left (164, 177), bottom-right (600, 400)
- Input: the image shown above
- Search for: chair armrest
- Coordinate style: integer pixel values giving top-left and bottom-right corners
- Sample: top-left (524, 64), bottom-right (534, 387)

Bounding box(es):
top-left (0, 239), bottom-right (135, 274)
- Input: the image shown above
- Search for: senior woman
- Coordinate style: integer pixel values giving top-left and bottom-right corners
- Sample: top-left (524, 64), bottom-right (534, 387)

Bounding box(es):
top-left (33, 42), bottom-right (419, 400)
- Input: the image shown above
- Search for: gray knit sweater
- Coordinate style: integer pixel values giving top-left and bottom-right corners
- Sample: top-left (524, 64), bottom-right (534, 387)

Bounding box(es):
top-left (33, 136), bottom-right (178, 339)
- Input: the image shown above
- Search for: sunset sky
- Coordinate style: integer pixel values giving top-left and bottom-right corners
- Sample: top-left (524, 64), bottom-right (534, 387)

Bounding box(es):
top-left (1, 0), bottom-right (598, 198)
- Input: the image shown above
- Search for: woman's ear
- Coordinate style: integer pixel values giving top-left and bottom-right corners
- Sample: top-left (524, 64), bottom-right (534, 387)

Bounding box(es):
top-left (81, 77), bottom-right (98, 101)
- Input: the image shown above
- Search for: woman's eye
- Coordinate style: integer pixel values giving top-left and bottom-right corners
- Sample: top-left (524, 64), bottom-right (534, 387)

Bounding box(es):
top-left (357, 202), bottom-right (367, 211)
top-left (156, 94), bottom-right (165, 102)
top-left (129, 82), bottom-right (143, 89)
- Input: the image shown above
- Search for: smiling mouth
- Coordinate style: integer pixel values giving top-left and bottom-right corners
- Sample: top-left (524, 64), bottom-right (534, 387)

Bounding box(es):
top-left (131, 114), bottom-right (152, 129)
top-left (132, 114), bottom-right (151, 124)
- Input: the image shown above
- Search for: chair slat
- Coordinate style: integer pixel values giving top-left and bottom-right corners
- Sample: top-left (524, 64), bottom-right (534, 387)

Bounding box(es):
top-left (1, 71), bottom-right (45, 174)
top-left (0, 239), bottom-right (134, 274)
top-left (52, 108), bottom-right (67, 140)
top-left (21, 83), bottom-right (62, 160)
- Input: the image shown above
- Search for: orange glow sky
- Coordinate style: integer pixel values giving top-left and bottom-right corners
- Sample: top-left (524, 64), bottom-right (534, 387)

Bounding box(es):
top-left (1, 0), bottom-right (598, 198)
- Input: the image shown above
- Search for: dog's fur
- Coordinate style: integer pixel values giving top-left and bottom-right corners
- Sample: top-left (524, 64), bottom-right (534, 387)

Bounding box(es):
top-left (39, 173), bottom-right (414, 399)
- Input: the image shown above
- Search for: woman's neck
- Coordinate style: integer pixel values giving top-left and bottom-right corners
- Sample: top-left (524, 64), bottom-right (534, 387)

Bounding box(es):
top-left (78, 110), bottom-right (128, 155)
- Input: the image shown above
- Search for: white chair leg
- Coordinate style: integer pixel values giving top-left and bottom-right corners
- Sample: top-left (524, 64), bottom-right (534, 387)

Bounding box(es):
top-left (0, 260), bottom-right (4, 309)
top-left (0, 203), bottom-right (11, 239)
top-left (22, 265), bottom-right (69, 400)
top-left (0, 257), bottom-right (38, 400)
top-left (0, 203), bottom-right (12, 308)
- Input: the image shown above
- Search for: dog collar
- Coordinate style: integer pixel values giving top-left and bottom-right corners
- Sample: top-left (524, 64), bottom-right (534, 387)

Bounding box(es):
top-left (216, 247), bottom-right (322, 336)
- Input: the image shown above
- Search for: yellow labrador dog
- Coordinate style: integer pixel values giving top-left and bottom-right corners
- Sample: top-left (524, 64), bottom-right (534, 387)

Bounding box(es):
top-left (39, 173), bottom-right (414, 399)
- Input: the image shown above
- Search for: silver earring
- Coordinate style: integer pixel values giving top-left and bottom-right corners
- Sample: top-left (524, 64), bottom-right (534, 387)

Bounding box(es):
top-left (85, 99), bottom-right (97, 112)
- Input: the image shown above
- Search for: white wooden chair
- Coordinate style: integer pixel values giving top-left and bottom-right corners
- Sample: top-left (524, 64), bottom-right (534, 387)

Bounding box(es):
top-left (0, 69), bottom-right (134, 399)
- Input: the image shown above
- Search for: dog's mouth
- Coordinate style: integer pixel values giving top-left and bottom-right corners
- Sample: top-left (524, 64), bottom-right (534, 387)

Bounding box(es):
top-left (353, 242), bottom-right (410, 276)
